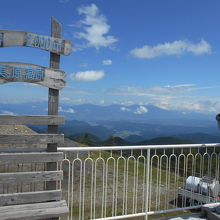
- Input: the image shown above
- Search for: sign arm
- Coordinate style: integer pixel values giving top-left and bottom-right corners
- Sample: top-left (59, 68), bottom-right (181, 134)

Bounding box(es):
top-left (0, 29), bottom-right (72, 55)
top-left (0, 62), bottom-right (66, 90)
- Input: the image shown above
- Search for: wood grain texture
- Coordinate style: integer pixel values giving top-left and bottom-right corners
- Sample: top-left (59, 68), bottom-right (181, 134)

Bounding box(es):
top-left (0, 147), bottom-right (47, 153)
top-left (0, 29), bottom-right (72, 55)
top-left (48, 89), bottom-right (59, 152)
top-left (0, 134), bottom-right (64, 144)
top-left (47, 18), bottom-right (62, 196)
top-left (0, 152), bottom-right (63, 164)
top-left (0, 190), bottom-right (62, 206)
top-left (0, 62), bottom-right (66, 89)
top-left (0, 171), bottom-right (63, 184)
top-left (0, 18), bottom-right (69, 220)
top-left (0, 115), bottom-right (64, 125)
top-left (0, 200), bottom-right (68, 220)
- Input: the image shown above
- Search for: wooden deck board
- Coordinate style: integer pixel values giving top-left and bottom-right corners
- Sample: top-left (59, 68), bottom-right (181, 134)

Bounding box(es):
top-left (0, 200), bottom-right (68, 220)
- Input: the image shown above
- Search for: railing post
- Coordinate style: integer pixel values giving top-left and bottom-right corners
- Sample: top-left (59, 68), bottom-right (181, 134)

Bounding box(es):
top-left (144, 148), bottom-right (150, 220)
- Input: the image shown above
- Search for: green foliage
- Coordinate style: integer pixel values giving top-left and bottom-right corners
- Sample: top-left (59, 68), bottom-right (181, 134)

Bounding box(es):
top-left (103, 136), bottom-right (132, 146)
top-left (68, 132), bottom-right (197, 147)
top-left (138, 136), bottom-right (196, 145)
top-left (69, 132), bottom-right (103, 146)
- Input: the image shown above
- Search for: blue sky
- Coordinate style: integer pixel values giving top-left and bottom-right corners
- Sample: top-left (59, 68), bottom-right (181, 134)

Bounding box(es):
top-left (1, 0), bottom-right (220, 114)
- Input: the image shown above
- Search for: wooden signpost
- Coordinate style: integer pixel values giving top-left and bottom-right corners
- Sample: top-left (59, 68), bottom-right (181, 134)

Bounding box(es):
top-left (0, 17), bottom-right (72, 220)
top-left (0, 62), bottom-right (66, 89)
top-left (0, 29), bottom-right (72, 55)
top-left (47, 18), bottom-right (62, 200)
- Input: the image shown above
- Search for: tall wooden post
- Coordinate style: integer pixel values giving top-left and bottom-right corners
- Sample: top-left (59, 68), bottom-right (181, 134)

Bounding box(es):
top-left (0, 18), bottom-right (70, 220)
top-left (47, 17), bottom-right (61, 220)
top-left (47, 17), bottom-right (61, 154)
top-left (46, 17), bottom-right (62, 220)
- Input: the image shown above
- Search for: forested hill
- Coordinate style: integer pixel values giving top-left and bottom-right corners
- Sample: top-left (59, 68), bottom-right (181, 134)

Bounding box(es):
top-left (68, 133), bottom-right (197, 146)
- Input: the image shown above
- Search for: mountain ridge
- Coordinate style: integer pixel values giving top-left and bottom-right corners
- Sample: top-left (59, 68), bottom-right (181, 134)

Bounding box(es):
top-left (0, 102), bottom-right (215, 124)
top-left (68, 132), bottom-right (198, 146)
top-left (2, 102), bottom-right (219, 143)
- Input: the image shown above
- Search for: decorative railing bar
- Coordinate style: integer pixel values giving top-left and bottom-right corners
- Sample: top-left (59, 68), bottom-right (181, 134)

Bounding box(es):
top-left (2, 143), bottom-right (219, 220)
top-left (58, 143), bottom-right (219, 152)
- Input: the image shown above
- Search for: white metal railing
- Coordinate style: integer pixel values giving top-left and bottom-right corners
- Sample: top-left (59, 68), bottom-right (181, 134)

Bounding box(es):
top-left (58, 143), bottom-right (220, 220)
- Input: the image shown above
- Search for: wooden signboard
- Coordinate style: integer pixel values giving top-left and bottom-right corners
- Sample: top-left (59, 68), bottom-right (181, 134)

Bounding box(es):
top-left (0, 18), bottom-right (71, 220)
top-left (0, 62), bottom-right (66, 89)
top-left (0, 30), bottom-right (72, 56)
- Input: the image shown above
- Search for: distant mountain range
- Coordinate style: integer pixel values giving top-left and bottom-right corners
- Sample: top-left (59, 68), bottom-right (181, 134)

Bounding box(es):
top-left (29, 118), bottom-right (220, 143)
top-left (1, 102), bottom-right (220, 143)
top-left (68, 133), bottom-right (197, 146)
top-left (0, 102), bottom-right (216, 124)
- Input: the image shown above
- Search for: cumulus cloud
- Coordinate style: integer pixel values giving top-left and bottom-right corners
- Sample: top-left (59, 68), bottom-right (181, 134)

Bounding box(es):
top-left (99, 100), bottom-right (105, 105)
top-left (134, 106), bottom-right (148, 114)
top-left (61, 97), bottom-right (71, 101)
top-left (102, 59), bottom-right (112, 65)
top-left (61, 97), bottom-right (85, 104)
top-left (120, 106), bottom-right (148, 114)
top-left (80, 63), bottom-right (89, 68)
top-left (117, 101), bottom-right (135, 106)
top-left (0, 110), bottom-right (15, 115)
top-left (75, 4), bottom-right (118, 49)
top-left (155, 96), bottom-right (219, 113)
top-left (70, 70), bottom-right (105, 82)
top-left (66, 108), bottom-right (75, 113)
top-left (59, 107), bottom-right (76, 114)
top-left (120, 106), bottom-right (131, 112)
top-left (130, 40), bottom-right (212, 59)
top-left (108, 84), bottom-right (197, 96)
top-left (107, 84), bottom-right (220, 113)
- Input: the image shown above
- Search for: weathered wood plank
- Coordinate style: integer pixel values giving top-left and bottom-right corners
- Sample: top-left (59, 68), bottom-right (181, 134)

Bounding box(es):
top-left (0, 29), bottom-right (72, 55)
top-left (0, 152), bottom-right (63, 164)
top-left (0, 134), bottom-right (64, 144)
top-left (0, 171), bottom-right (63, 184)
top-left (0, 147), bottom-right (47, 153)
top-left (0, 200), bottom-right (68, 220)
top-left (0, 115), bottom-right (65, 125)
top-left (47, 18), bottom-right (61, 196)
top-left (0, 190), bottom-right (62, 206)
top-left (0, 62), bottom-right (66, 89)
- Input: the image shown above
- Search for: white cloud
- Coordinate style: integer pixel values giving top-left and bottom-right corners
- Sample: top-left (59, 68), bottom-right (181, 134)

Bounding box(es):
top-left (73, 98), bottom-right (84, 103)
top-left (152, 96), bottom-right (220, 113)
top-left (155, 101), bottom-right (201, 112)
top-left (107, 84), bottom-right (220, 113)
top-left (134, 106), bottom-right (148, 114)
top-left (70, 70), bottom-right (105, 82)
top-left (0, 110), bottom-right (15, 115)
top-left (120, 106), bottom-right (131, 112)
top-left (102, 59), bottom-right (112, 65)
top-left (130, 40), bottom-right (212, 59)
top-left (99, 100), bottom-right (105, 105)
top-left (59, 107), bottom-right (76, 114)
top-left (61, 97), bottom-right (71, 101)
top-left (80, 63), bottom-right (89, 67)
top-left (66, 108), bottom-right (75, 113)
top-left (120, 106), bottom-right (148, 114)
top-left (75, 4), bottom-right (118, 49)
top-left (60, 97), bottom-right (85, 104)
top-left (109, 84), bottom-right (197, 96)
top-left (117, 101), bottom-right (135, 106)
top-left (61, 97), bottom-right (85, 104)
